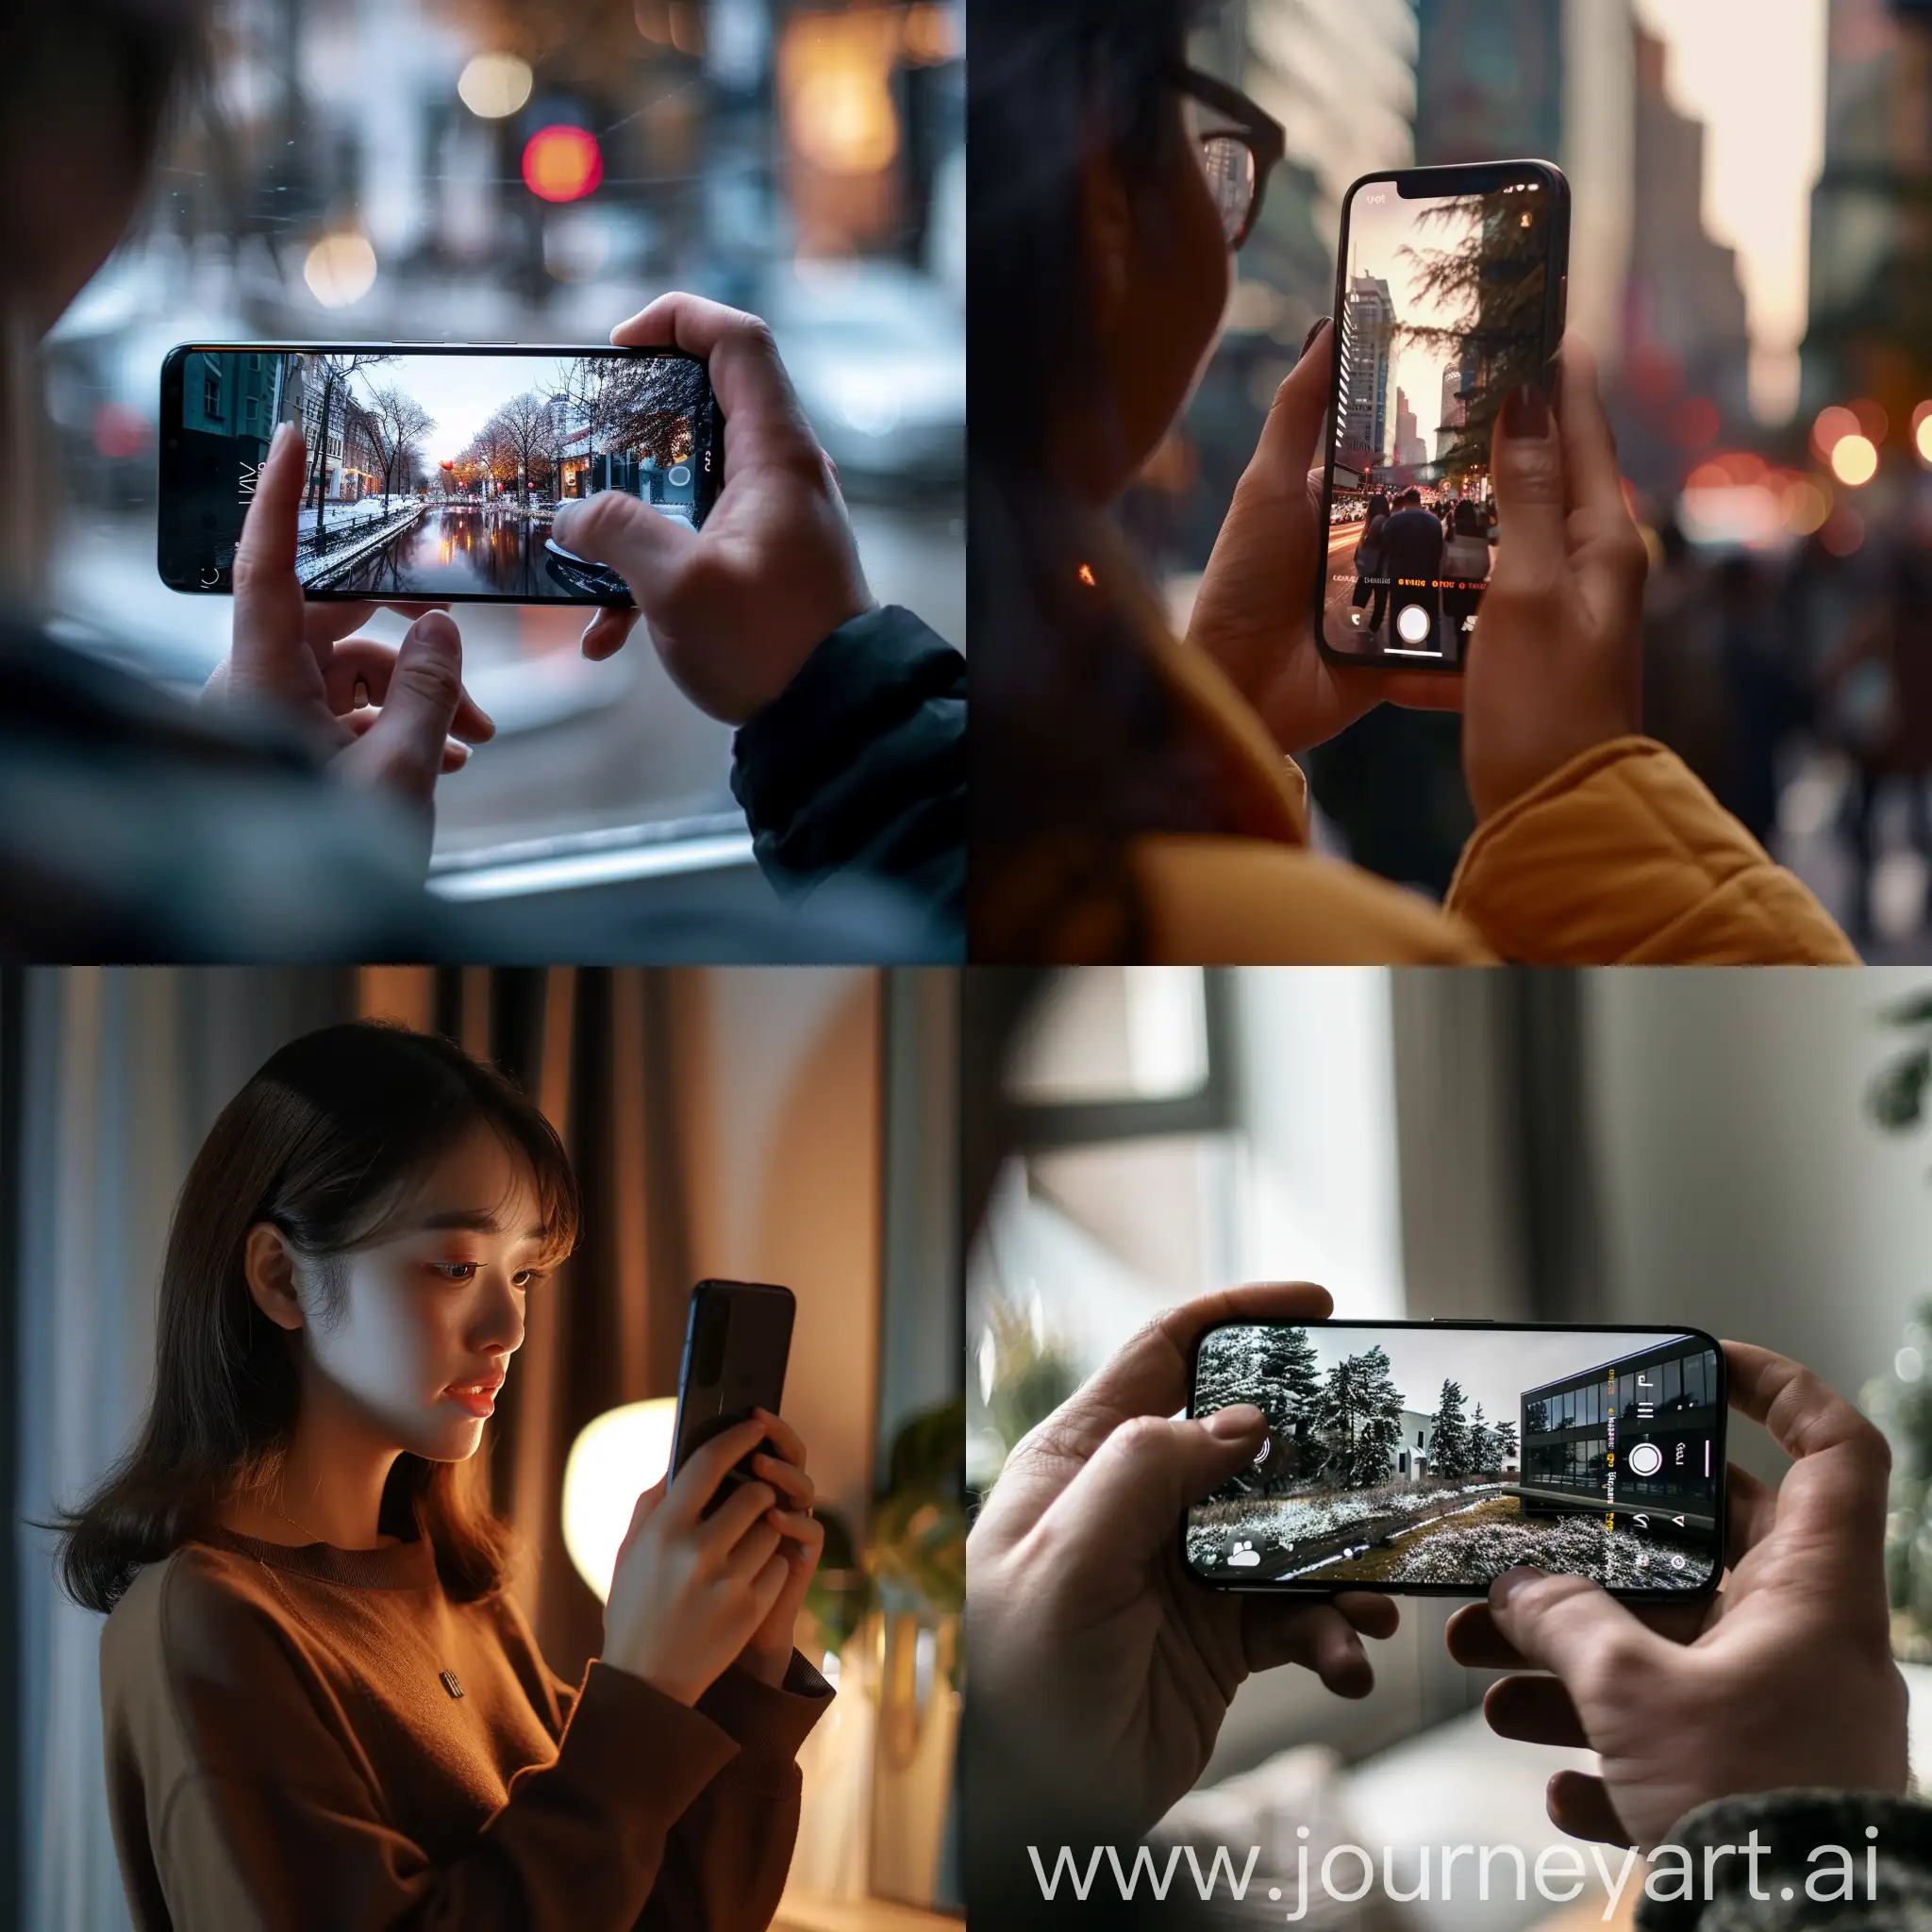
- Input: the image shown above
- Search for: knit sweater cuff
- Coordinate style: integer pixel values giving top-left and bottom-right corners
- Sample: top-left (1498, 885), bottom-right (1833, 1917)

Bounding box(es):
top-left (554, 1660), bottom-right (741, 1829)
top-left (695, 1650), bottom-right (835, 1765)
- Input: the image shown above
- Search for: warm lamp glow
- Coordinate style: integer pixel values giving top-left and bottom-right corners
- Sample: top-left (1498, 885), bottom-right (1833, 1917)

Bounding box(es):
top-left (523, 125), bottom-right (605, 204)
top-left (562, 1397), bottom-right (677, 1603)
top-left (458, 53), bottom-right (533, 119)
top-left (1915, 403), bottom-right (1932, 467)
top-left (304, 232), bottom-right (377, 308)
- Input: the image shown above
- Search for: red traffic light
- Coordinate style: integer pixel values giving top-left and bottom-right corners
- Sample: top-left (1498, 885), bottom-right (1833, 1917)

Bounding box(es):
top-left (522, 125), bottom-right (603, 203)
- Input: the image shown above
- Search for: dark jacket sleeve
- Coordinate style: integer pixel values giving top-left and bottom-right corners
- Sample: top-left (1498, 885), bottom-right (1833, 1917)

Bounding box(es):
top-left (1636, 1790), bottom-right (1932, 1930)
top-left (729, 606), bottom-right (965, 943)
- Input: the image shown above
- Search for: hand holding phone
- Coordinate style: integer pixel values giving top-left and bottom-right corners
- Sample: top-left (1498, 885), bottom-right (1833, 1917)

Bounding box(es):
top-left (968, 1280), bottom-right (1398, 1842)
top-left (1446, 1343), bottom-right (1907, 1849)
top-left (548, 293), bottom-right (876, 724)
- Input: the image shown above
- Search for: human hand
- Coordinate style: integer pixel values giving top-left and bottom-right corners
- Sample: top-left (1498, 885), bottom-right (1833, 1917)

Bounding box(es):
top-left (734, 1405), bottom-right (824, 1687)
top-left (549, 293), bottom-right (874, 724)
top-left (969, 1280), bottom-right (1400, 1840)
top-left (1189, 318), bottom-right (1462, 755)
top-left (1445, 1341), bottom-right (1907, 1850)
top-left (1460, 339), bottom-right (1649, 821)
top-left (600, 1416), bottom-right (792, 1707)
top-left (208, 422), bottom-right (494, 812)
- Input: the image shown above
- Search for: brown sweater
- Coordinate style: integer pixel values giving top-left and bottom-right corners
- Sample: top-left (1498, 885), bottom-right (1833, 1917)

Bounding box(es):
top-left (98, 1527), bottom-right (833, 1931)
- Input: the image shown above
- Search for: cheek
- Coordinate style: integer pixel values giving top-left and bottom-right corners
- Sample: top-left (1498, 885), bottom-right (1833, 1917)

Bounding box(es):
top-left (312, 1278), bottom-right (447, 1418)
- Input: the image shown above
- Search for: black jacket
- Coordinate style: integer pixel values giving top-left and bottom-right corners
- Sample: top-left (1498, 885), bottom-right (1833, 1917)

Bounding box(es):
top-left (0, 603), bottom-right (963, 961)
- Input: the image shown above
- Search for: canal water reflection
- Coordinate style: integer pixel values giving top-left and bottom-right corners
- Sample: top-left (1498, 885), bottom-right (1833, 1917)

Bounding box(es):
top-left (334, 505), bottom-right (568, 598)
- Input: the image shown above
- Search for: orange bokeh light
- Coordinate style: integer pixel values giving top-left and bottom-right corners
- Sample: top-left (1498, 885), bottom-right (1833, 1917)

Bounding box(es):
top-left (1812, 406), bottom-right (1861, 458)
top-left (522, 126), bottom-right (604, 203)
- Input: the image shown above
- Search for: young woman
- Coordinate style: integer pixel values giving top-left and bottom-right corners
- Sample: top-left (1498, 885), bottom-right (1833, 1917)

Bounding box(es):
top-left (58, 1022), bottom-right (830, 1931)
top-left (970, 0), bottom-right (1854, 964)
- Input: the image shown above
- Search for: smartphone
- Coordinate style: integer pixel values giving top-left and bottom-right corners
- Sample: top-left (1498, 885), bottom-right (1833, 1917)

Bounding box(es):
top-left (1315, 160), bottom-right (1571, 671)
top-left (156, 342), bottom-right (721, 603)
top-left (1181, 1319), bottom-right (1724, 1601)
top-left (669, 1279), bottom-right (795, 1518)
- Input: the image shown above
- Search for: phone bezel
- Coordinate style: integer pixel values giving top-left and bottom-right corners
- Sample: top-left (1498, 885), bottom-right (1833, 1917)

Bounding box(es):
top-left (1179, 1315), bottom-right (1726, 1603)
top-left (1312, 158), bottom-right (1572, 673)
top-left (155, 341), bottom-right (723, 603)
top-left (668, 1277), bottom-right (796, 1498)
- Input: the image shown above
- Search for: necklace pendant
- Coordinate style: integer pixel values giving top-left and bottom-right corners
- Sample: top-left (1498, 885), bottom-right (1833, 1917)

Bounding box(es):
top-left (439, 1670), bottom-right (464, 1699)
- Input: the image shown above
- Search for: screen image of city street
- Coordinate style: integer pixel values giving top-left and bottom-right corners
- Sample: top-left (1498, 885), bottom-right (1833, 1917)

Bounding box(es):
top-left (168, 350), bottom-right (709, 600)
top-left (1186, 1324), bottom-right (1722, 1591)
top-left (1324, 182), bottom-right (1552, 663)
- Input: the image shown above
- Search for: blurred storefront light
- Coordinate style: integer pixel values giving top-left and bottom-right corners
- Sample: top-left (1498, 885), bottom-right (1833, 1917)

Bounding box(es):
top-left (1830, 433), bottom-right (1879, 488)
top-left (303, 231), bottom-right (378, 308)
top-left (1812, 405), bottom-right (1861, 458)
top-left (523, 126), bottom-right (604, 204)
top-left (457, 52), bottom-right (533, 119)
top-left (783, 12), bottom-right (902, 175)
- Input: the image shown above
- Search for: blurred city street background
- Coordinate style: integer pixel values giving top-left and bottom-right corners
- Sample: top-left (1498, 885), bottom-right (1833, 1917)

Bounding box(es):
top-left (1152, 0), bottom-right (1932, 958)
top-left (44, 0), bottom-right (962, 866)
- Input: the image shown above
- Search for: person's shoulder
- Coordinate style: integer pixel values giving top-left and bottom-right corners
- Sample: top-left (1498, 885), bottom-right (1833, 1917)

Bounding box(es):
top-left (102, 1541), bottom-right (293, 1695)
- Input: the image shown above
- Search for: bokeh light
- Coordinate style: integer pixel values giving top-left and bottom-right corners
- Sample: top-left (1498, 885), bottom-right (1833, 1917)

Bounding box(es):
top-left (1914, 402), bottom-right (1932, 467)
top-left (303, 231), bottom-right (378, 307)
top-left (1812, 405), bottom-right (1860, 458)
top-left (1822, 507), bottom-right (1866, 557)
top-left (522, 126), bottom-right (604, 203)
top-left (1829, 433), bottom-right (1879, 488)
top-left (1782, 476), bottom-right (1832, 536)
top-left (456, 52), bottom-right (533, 119)
top-left (1851, 398), bottom-right (1890, 445)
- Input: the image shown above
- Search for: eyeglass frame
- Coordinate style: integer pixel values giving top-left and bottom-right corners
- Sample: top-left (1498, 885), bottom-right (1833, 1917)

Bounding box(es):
top-left (1171, 65), bottom-right (1287, 251)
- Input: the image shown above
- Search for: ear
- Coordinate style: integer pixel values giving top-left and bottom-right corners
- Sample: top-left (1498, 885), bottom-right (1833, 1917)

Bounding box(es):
top-left (242, 1224), bottom-right (308, 1333)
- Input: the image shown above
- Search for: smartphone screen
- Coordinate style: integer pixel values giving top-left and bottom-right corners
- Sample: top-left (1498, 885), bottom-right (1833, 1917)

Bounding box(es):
top-left (1183, 1321), bottom-right (1724, 1598)
top-left (1317, 163), bottom-right (1568, 669)
top-left (157, 344), bottom-right (719, 602)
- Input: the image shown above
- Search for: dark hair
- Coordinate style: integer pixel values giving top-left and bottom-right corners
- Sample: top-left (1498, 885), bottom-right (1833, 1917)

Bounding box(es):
top-left (1367, 492), bottom-right (1391, 522)
top-left (1399, 489), bottom-right (1423, 507)
top-left (54, 1022), bottom-right (580, 1614)
top-left (1455, 499), bottom-right (1485, 536)
top-left (970, 2), bottom-right (1241, 955)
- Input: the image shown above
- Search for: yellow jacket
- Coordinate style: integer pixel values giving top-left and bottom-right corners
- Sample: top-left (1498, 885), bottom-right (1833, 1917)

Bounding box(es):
top-left (975, 615), bottom-right (1857, 965)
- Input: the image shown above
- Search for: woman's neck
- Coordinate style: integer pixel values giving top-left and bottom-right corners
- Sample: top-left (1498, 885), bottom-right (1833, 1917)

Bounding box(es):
top-left (221, 1386), bottom-right (406, 1550)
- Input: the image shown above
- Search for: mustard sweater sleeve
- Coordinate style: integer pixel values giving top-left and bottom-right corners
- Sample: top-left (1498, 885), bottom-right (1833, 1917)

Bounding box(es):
top-left (1446, 738), bottom-right (1859, 965)
top-left (135, 1562), bottom-right (750, 1932)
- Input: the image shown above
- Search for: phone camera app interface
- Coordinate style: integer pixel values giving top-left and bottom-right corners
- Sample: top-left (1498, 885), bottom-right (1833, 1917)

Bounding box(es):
top-left (1326, 179), bottom-right (1550, 665)
top-left (1188, 1324), bottom-right (1721, 1592)
top-left (162, 348), bottom-right (710, 600)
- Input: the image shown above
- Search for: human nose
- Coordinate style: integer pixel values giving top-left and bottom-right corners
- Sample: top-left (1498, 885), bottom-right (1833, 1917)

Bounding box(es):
top-left (475, 1269), bottom-right (525, 1357)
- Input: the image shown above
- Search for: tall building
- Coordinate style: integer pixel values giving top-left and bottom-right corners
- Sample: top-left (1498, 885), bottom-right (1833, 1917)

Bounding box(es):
top-left (1341, 275), bottom-right (1398, 472)
top-left (1802, 0), bottom-right (1932, 433)
top-left (1393, 388), bottom-right (1428, 471)
top-left (1617, 27), bottom-right (1753, 487)
top-left (1411, 0), bottom-right (1636, 370)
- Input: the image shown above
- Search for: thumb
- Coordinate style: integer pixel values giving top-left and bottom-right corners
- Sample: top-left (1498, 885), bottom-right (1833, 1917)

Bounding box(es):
top-left (1488, 1566), bottom-right (1658, 1690)
top-left (551, 492), bottom-right (698, 610)
top-left (334, 611), bottom-right (463, 807)
top-left (1039, 1406), bottom-right (1269, 1566)
top-left (1243, 317), bottom-right (1333, 500)
top-left (1489, 381), bottom-right (1568, 602)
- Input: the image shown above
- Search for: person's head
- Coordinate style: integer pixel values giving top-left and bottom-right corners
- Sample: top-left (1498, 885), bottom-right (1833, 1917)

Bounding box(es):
top-left (0, 0), bottom-right (212, 602)
top-left (973, 1), bottom-right (1264, 503)
top-left (1400, 489), bottom-right (1423, 508)
top-left (1455, 499), bottom-right (1485, 536)
top-left (1367, 492), bottom-right (1391, 522)
top-left (57, 1022), bottom-right (580, 1612)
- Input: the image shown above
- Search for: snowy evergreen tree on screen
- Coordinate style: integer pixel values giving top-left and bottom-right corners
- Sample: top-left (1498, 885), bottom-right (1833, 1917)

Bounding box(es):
top-left (1317, 1347), bottom-right (1407, 1487)
top-left (1469, 1400), bottom-right (1495, 1475)
top-left (1429, 1379), bottom-right (1473, 1480)
top-left (1492, 1417), bottom-right (1518, 1471)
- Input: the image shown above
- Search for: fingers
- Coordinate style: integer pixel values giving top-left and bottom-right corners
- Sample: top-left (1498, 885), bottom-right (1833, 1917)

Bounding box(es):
top-left (232, 421), bottom-right (307, 586)
top-left (1445, 1591), bottom-right (1707, 1670)
top-left (1244, 318), bottom-right (1333, 500)
top-left (302, 599), bottom-right (452, 656)
top-left (549, 491), bottom-right (697, 613)
top-left (1242, 1595), bottom-right (1394, 1697)
top-left (579, 606), bottom-right (641, 661)
top-left (750, 1405), bottom-right (808, 1471)
top-left (1487, 377), bottom-right (1567, 605)
top-left (663, 1416), bottom-right (773, 1527)
top-left (750, 1455), bottom-right (814, 1509)
top-left (329, 612), bottom-right (465, 808)
top-left (694, 1474), bottom-right (781, 1553)
top-left (613, 1476), bottom-right (667, 1563)
top-left (1553, 340), bottom-right (1625, 525)
top-left (1483, 1672), bottom-right (1590, 1749)
top-left (1485, 1567), bottom-right (1666, 1687)
top-left (1546, 1769), bottom-right (1635, 1847)
top-left (608, 291), bottom-right (818, 463)
top-left (325, 638), bottom-right (494, 742)
top-left (1725, 1460), bottom-right (1778, 1562)
top-left (335, 708), bottom-right (473, 774)
top-left (1027, 1405), bottom-right (1273, 1577)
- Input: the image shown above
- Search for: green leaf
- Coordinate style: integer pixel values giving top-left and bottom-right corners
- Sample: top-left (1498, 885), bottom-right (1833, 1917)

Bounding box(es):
top-left (1869, 1047), bottom-right (1932, 1133)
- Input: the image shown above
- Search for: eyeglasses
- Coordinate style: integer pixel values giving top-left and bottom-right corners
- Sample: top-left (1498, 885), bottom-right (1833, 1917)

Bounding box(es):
top-left (1173, 66), bottom-right (1286, 251)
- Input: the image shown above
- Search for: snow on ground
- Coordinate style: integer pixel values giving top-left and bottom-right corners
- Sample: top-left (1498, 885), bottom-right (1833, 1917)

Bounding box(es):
top-left (1187, 1479), bottom-right (1495, 1564)
top-left (1350, 1509), bottom-right (1713, 1591)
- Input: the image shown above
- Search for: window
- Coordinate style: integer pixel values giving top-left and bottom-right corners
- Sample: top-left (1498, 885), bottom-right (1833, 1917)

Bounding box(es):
top-left (202, 369), bottom-right (222, 417)
top-left (45, 0), bottom-right (963, 888)
top-left (1660, 1357), bottom-right (1682, 1407)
